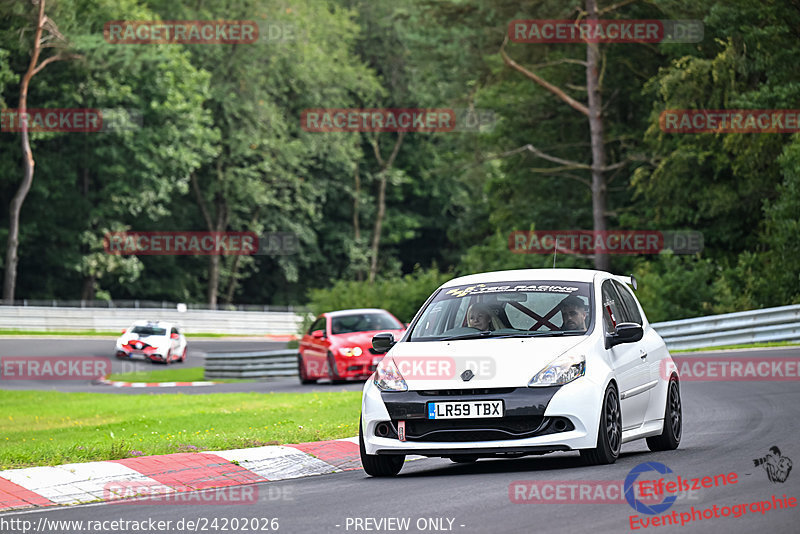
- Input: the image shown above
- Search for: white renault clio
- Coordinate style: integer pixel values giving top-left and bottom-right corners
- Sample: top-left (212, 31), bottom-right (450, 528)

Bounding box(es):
top-left (359, 268), bottom-right (682, 476)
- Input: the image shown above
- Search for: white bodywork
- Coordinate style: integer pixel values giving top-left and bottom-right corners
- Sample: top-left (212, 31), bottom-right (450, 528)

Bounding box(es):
top-left (361, 268), bottom-right (678, 455)
top-left (115, 320), bottom-right (187, 363)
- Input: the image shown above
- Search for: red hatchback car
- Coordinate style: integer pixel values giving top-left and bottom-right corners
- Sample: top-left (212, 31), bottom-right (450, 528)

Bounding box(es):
top-left (298, 308), bottom-right (406, 384)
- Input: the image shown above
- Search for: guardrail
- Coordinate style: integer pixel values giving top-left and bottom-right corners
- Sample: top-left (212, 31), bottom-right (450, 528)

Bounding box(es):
top-left (0, 306), bottom-right (308, 336)
top-left (204, 349), bottom-right (298, 379)
top-left (652, 304), bottom-right (800, 351)
top-left (202, 305), bottom-right (800, 380)
top-left (0, 299), bottom-right (305, 312)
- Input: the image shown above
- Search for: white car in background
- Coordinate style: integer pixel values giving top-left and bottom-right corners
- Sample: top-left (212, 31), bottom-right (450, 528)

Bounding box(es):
top-left (115, 320), bottom-right (187, 364)
top-left (359, 268), bottom-right (682, 476)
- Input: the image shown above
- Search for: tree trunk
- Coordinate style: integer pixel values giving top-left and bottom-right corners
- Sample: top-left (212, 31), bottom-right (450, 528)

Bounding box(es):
top-left (368, 174), bottom-right (387, 283)
top-left (208, 254), bottom-right (220, 308)
top-left (585, 0), bottom-right (609, 271)
top-left (3, 0), bottom-right (45, 303)
top-left (3, 0), bottom-right (78, 302)
top-left (80, 275), bottom-right (96, 301)
top-left (353, 163), bottom-right (364, 282)
top-left (223, 253), bottom-right (242, 304)
top-left (368, 132), bottom-right (405, 283)
top-left (191, 168), bottom-right (227, 308)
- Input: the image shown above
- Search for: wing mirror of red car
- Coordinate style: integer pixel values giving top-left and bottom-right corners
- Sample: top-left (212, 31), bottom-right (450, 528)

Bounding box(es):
top-left (311, 329), bottom-right (325, 339)
top-left (170, 333), bottom-right (179, 340)
top-left (372, 332), bottom-right (396, 354)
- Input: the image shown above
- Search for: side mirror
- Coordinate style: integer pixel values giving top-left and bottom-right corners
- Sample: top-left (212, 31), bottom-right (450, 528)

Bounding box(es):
top-left (170, 332), bottom-right (179, 340)
top-left (121, 329), bottom-right (127, 335)
top-left (606, 322), bottom-right (643, 348)
top-left (372, 332), bottom-right (396, 354)
top-left (311, 329), bottom-right (325, 339)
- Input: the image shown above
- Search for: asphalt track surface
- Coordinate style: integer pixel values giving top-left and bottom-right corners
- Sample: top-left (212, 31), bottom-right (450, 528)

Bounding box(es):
top-left (0, 338), bottom-right (364, 394)
top-left (0, 343), bottom-right (799, 533)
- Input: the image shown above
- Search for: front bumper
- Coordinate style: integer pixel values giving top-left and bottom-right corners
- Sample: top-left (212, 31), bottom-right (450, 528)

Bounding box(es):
top-left (361, 377), bottom-right (602, 456)
top-left (332, 354), bottom-right (384, 379)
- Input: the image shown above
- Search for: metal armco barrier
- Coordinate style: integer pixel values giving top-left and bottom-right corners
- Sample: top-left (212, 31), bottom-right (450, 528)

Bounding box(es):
top-left (652, 304), bottom-right (800, 351)
top-left (0, 306), bottom-right (307, 336)
top-left (204, 349), bottom-right (298, 379)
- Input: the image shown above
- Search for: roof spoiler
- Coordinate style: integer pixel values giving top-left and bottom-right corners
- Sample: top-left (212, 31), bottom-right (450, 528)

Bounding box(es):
top-left (613, 274), bottom-right (638, 291)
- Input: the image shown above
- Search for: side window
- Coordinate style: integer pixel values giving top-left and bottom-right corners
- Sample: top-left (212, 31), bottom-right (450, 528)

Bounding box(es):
top-left (613, 281), bottom-right (643, 325)
top-left (170, 327), bottom-right (178, 335)
top-left (601, 280), bottom-right (623, 334)
top-left (308, 317), bottom-right (325, 334)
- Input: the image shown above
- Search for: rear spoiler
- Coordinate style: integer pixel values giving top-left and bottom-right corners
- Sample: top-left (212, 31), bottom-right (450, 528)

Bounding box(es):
top-left (612, 274), bottom-right (638, 291)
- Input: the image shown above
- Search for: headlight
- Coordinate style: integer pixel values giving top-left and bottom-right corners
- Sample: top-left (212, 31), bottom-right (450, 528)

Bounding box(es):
top-left (338, 347), bottom-right (363, 357)
top-left (374, 357), bottom-right (407, 391)
top-left (528, 353), bottom-right (585, 387)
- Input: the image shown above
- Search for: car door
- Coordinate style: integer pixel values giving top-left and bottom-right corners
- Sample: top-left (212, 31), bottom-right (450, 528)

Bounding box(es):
top-left (170, 327), bottom-right (180, 356)
top-left (614, 280), bottom-right (668, 423)
top-left (602, 280), bottom-right (650, 430)
top-left (300, 316), bottom-right (329, 377)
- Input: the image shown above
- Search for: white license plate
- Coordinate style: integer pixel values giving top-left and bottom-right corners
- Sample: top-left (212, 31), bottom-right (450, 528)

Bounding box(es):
top-left (427, 400), bottom-right (503, 419)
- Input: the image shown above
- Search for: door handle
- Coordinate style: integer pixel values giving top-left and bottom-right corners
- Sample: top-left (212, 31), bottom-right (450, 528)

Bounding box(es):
top-left (640, 351), bottom-right (647, 360)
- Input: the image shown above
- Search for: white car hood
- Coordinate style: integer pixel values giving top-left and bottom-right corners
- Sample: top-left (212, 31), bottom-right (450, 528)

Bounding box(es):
top-left (386, 336), bottom-right (587, 390)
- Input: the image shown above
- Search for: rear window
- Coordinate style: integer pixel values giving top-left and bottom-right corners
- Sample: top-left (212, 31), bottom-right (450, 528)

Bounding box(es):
top-left (408, 281), bottom-right (593, 341)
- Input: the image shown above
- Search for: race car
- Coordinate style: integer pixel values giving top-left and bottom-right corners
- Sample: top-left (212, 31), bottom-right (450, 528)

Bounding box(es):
top-left (359, 268), bottom-right (682, 476)
top-left (298, 309), bottom-right (406, 384)
top-left (115, 320), bottom-right (187, 364)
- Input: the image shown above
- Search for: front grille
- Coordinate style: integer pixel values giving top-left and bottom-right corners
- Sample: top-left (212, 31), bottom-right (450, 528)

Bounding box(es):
top-left (416, 388), bottom-right (516, 396)
top-left (395, 416), bottom-right (573, 442)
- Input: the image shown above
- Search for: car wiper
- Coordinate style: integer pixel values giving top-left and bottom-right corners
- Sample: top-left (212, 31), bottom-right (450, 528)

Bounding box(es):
top-left (490, 330), bottom-right (586, 339)
top-left (440, 330), bottom-right (500, 341)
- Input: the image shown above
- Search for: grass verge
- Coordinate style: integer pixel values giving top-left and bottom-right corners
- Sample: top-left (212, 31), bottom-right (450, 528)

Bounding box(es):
top-left (0, 389), bottom-right (360, 469)
top-left (672, 340), bottom-right (800, 353)
top-left (105, 367), bottom-right (247, 383)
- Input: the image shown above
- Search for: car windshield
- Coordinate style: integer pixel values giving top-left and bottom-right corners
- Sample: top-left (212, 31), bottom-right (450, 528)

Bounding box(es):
top-left (330, 313), bottom-right (403, 335)
top-left (408, 281), bottom-right (593, 341)
top-left (131, 326), bottom-right (167, 336)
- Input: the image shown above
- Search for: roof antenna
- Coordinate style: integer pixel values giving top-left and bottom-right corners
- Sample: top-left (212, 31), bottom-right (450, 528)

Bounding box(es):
top-left (553, 246), bottom-right (557, 268)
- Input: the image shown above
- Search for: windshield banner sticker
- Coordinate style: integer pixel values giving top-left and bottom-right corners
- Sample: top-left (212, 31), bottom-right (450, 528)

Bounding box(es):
top-left (445, 283), bottom-right (580, 298)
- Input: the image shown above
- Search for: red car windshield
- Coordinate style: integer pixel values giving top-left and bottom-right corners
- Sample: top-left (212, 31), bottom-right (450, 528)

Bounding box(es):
top-left (330, 313), bottom-right (402, 334)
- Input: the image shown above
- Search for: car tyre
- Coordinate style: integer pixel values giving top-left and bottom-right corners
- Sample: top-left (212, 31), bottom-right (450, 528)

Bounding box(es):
top-left (179, 347), bottom-right (187, 363)
top-left (327, 351), bottom-right (346, 384)
top-left (298, 355), bottom-right (315, 385)
top-left (580, 383), bottom-right (622, 465)
top-left (359, 420), bottom-right (404, 477)
top-left (646, 377), bottom-right (682, 452)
